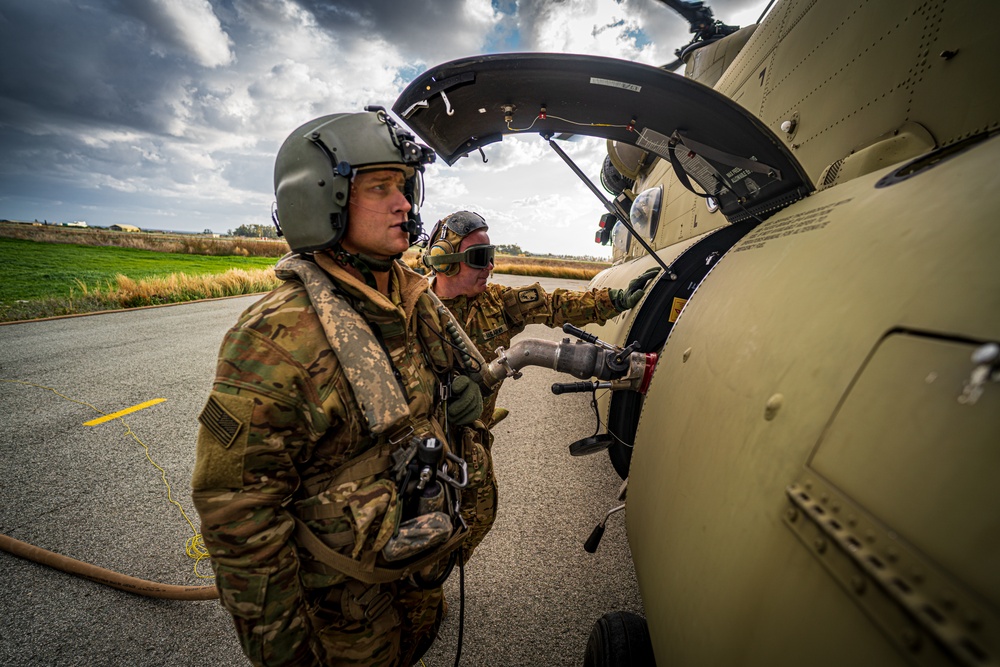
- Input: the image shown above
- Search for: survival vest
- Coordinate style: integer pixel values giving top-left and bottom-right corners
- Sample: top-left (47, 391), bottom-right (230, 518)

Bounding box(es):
top-left (273, 253), bottom-right (483, 585)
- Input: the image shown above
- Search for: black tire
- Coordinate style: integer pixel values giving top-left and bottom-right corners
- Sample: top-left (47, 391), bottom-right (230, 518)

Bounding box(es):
top-left (583, 611), bottom-right (656, 667)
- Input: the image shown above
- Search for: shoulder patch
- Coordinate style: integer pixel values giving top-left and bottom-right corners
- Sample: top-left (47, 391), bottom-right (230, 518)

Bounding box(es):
top-left (517, 287), bottom-right (539, 304)
top-left (199, 394), bottom-right (245, 449)
top-left (193, 391), bottom-right (254, 491)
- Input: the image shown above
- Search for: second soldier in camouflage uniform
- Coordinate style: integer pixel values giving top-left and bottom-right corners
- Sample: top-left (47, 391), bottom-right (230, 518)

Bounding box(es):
top-left (192, 112), bottom-right (486, 667)
top-left (422, 210), bottom-right (656, 557)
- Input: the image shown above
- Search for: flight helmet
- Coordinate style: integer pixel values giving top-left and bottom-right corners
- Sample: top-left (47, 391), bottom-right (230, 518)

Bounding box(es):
top-left (272, 107), bottom-right (435, 253)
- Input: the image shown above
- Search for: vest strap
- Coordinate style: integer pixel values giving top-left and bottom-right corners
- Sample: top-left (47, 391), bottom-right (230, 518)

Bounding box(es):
top-left (294, 516), bottom-right (467, 585)
top-left (274, 254), bottom-right (410, 435)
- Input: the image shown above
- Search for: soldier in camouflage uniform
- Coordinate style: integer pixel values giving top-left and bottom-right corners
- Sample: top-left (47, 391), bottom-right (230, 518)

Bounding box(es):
top-left (192, 111), bottom-right (487, 667)
top-left (422, 210), bottom-right (657, 557)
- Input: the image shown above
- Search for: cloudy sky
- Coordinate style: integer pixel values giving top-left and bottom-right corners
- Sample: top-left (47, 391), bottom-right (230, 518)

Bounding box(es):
top-left (0, 0), bottom-right (768, 258)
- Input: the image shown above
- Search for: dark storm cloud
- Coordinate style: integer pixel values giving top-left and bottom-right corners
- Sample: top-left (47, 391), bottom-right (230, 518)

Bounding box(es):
top-left (1, 3), bottom-right (166, 132)
top-left (0, 1), bottom-right (235, 136)
top-left (293, 0), bottom-right (469, 43)
top-left (0, 0), bottom-right (265, 229)
top-left (289, 0), bottom-right (493, 63)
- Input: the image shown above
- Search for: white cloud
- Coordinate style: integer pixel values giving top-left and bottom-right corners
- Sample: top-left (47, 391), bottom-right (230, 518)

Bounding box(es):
top-left (128, 0), bottom-right (235, 67)
top-left (418, 132), bottom-right (615, 258)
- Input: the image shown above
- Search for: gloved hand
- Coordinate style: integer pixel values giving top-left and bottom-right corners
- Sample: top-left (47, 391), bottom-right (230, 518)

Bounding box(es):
top-left (447, 375), bottom-right (483, 426)
top-left (609, 267), bottom-right (659, 311)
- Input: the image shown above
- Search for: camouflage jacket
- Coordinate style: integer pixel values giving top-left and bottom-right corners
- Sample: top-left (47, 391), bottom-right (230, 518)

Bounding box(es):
top-left (438, 281), bottom-right (621, 426)
top-left (192, 255), bottom-right (463, 666)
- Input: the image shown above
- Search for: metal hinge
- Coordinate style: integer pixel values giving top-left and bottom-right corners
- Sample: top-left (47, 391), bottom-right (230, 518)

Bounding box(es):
top-left (784, 481), bottom-right (996, 666)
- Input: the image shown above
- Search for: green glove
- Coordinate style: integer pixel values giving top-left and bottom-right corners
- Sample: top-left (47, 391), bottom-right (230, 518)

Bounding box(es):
top-left (609, 267), bottom-right (659, 311)
top-left (447, 375), bottom-right (483, 426)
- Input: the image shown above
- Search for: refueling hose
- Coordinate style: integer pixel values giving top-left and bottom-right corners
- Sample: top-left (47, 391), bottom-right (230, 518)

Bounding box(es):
top-left (0, 532), bottom-right (219, 601)
top-left (482, 337), bottom-right (655, 392)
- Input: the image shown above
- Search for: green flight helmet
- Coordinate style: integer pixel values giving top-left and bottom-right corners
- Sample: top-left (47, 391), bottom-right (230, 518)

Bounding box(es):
top-left (272, 107), bottom-right (435, 253)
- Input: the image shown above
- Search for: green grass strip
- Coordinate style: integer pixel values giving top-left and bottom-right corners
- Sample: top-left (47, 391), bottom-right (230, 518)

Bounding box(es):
top-left (1, 237), bottom-right (278, 302)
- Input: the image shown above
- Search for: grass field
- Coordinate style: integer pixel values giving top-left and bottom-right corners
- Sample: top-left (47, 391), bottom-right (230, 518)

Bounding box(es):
top-left (0, 223), bottom-right (610, 322)
top-left (1, 237), bottom-right (280, 302)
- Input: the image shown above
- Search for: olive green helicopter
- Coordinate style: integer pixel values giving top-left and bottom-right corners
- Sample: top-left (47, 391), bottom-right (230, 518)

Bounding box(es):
top-left (392, 0), bottom-right (1000, 664)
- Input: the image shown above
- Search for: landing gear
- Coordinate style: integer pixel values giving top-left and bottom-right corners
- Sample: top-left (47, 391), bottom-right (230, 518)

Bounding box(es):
top-left (583, 611), bottom-right (656, 667)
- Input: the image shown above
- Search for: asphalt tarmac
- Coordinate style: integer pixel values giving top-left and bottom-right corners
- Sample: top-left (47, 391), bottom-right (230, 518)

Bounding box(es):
top-left (0, 273), bottom-right (642, 667)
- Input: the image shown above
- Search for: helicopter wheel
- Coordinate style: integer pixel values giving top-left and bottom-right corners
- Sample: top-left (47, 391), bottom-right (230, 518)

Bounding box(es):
top-left (583, 610), bottom-right (656, 667)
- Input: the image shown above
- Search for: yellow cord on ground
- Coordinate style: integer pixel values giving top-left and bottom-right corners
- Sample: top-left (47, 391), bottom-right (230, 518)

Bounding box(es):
top-left (0, 378), bottom-right (212, 578)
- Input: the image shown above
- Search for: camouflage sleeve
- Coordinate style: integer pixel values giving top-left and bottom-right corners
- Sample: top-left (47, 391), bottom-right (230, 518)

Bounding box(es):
top-left (500, 283), bottom-right (620, 329)
top-left (192, 327), bottom-right (327, 667)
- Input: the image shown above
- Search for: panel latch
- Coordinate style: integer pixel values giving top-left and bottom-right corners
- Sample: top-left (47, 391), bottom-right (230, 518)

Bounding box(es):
top-left (958, 342), bottom-right (999, 405)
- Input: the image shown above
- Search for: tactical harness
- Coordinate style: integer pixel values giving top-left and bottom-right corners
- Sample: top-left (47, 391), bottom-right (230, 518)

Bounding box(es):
top-left (273, 254), bottom-right (483, 587)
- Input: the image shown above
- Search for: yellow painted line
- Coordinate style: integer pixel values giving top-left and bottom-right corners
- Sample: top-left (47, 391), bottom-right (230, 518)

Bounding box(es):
top-left (83, 398), bottom-right (166, 426)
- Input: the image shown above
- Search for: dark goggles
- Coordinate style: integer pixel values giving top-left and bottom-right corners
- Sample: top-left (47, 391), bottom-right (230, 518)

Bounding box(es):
top-left (461, 244), bottom-right (495, 269)
top-left (432, 244), bottom-right (496, 269)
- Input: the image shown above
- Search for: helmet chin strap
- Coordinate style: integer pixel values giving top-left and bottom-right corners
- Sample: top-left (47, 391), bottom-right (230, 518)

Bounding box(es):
top-left (332, 244), bottom-right (394, 290)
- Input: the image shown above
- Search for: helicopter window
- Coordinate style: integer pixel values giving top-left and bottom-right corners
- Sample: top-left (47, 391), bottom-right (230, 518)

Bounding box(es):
top-left (629, 186), bottom-right (663, 242)
top-left (611, 220), bottom-right (631, 255)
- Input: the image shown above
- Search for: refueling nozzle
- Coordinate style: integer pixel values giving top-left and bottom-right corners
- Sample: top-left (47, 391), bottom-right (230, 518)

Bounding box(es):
top-left (483, 326), bottom-right (658, 394)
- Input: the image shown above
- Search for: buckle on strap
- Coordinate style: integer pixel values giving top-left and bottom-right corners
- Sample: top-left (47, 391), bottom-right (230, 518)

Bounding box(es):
top-left (386, 424), bottom-right (414, 446)
top-left (341, 582), bottom-right (394, 622)
top-left (365, 591), bottom-right (393, 621)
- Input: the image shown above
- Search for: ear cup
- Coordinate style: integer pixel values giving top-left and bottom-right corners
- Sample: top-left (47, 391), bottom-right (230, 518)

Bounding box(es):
top-left (426, 238), bottom-right (460, 276)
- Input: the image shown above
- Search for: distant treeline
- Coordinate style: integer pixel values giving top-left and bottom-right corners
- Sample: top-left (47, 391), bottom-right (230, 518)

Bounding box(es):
top-left (0, 221), bottom-right (609, 272)
top-left (0, 220), bottom-right (289, 257)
